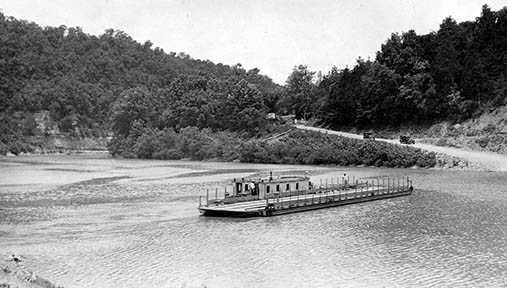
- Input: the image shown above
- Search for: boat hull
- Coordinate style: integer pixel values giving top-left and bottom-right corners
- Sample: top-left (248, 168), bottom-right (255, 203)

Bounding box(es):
top-left (198, 207), bottom-right (261, 217)
top-left (198, 188), bottom-right (412, 217)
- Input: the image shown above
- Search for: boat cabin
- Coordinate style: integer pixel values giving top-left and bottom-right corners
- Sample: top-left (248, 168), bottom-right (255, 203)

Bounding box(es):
top-left (231, 174), bottom-right (310, 199)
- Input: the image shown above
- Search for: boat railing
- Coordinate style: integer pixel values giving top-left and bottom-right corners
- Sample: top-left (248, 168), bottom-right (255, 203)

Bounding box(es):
top-left (199, 175), bottom-right (413, 207)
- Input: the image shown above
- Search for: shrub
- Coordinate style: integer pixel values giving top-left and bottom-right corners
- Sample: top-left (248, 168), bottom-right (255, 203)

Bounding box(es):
top-left (0, 142), bottom-right (8, 155)
top-left (134, 132), bottom-right (160, 159)
top-left (435, 138), bottom-right (447, 146)
top-left (237, 130), bottom-right (436, 168)
top-left (482, 124), bottom-right (496, 134)
top-left (153, 148), bottom-right (183, 160)
top-left (475, 137), bottom-right (489, 148)
top-left (108, 136), bottom-right (134, 157)
top-left (109, 126), bottom-right (437, 168)
top-left (8, 141), bottom-right (22, 155)
top-left (60, 115), bottom-right (78, 133)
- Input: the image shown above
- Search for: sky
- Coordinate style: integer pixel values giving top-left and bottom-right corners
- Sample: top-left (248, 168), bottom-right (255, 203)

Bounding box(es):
top-left (1, 0), bottom-right (506, 84)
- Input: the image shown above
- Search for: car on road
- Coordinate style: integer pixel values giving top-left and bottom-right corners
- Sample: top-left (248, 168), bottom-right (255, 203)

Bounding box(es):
top-left (399, 135), bottom-right (415, 144)
top-left (363, 132), bottom-right (375, 140)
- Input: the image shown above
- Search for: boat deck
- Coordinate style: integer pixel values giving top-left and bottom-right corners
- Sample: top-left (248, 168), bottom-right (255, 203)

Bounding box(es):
top-left (199, 185), bottom-right (412, 217)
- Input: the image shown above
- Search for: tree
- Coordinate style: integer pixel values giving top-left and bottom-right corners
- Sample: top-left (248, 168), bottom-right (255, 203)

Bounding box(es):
top-left (224, 80), bottom-right (267, 132)
top-left (356, 63), bottom-right (402, 126)
top-left (282, 65), bottom-right (317, 119)
top-left (318, 59), bottom-right (371, 127)
top-left (110, 87), bottom-right (157, 137)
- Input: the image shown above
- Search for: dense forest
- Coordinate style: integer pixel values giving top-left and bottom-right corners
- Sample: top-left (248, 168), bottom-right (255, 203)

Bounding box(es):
top-left (0, 5), bottom-right (505, 167)
top-left (316, 5), bottom-right (507, 127)
top-left (0, 10), bottom-right (281, 155)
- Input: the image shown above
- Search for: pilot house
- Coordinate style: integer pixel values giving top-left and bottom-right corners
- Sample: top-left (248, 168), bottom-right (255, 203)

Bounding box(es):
top-left (231, 174), bottom-right (310, 199)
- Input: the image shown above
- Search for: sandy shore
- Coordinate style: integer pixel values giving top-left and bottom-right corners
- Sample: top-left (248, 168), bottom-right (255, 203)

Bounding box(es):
top-left (296, 125), bottom-right (507, 172)
top-left (0, 257), bottom-right (61, 288)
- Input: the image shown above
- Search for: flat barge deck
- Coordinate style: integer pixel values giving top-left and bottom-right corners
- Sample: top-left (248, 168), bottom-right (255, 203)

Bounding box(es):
top-left (198, 175), bottom-right (413, 217)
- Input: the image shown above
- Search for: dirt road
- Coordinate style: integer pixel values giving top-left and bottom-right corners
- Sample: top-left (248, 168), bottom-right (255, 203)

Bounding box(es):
top-left (295, 125), bottom-right (507, 172)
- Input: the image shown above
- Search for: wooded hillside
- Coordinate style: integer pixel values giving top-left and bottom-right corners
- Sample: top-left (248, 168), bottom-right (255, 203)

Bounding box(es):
top-left (316, 5), bottom-right (507, 127)
top-left (1, 5), bottom-right (505, 162)
top-left (0, 11), bottom-right (280, 154)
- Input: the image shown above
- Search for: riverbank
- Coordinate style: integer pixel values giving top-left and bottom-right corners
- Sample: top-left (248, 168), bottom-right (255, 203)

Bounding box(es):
top-left (3, 124), bottom-right (505, 172)
top-left (0, 257), bottom-right (62, 288)
top-left (0, 135), bottom-right (109, 156)
top-left (296, 125), bottom-right (507, 172)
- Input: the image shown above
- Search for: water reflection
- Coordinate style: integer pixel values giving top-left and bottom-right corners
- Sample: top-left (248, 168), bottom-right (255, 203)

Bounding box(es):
top-left (1, 155), bottom-right (507, 287)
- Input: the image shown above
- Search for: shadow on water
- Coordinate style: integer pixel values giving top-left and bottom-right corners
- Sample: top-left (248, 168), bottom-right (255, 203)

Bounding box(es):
top-left (163, 168), bottom-right (262, 179)
top-left (62, 176), bottom-right (132, 186)
top-left (196, 214), bottom-right (259, 223)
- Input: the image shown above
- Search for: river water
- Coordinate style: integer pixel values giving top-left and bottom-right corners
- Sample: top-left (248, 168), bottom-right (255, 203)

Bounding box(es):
top-left (1, 155), bottom-right (506, 288)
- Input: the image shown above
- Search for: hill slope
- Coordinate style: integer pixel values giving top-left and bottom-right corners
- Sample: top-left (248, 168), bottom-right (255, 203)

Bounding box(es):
top-left (296, 125), bottom-right (507, 171)
top-left (419, 105), bottom-right (507, 154)
top-left (0, 11), bottom-right (281, 155)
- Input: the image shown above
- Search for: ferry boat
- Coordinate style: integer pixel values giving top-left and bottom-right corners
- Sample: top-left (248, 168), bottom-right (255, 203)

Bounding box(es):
top-left (198, 173), bottom-right (413, 217)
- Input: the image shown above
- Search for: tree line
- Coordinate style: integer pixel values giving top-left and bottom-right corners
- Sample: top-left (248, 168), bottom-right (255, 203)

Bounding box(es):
top-left (0, 11), bottom-right (280, 151)
top-left (1, 5), bottom-right (505, 165)
top-left (313, 5), bottom-right (507, 127)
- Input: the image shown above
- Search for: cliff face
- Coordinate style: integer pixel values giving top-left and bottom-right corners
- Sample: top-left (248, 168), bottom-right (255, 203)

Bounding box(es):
top-left (33, 111), bottom-right (60, 136)
top-left (31, 135), bottom-right (110, 154)
top-left (1, 110), bottom-right (110, 156)
top-left (34, 111), bottom-right (110, 153)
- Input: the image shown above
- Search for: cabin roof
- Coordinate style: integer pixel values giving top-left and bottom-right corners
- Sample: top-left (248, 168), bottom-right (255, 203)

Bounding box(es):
top-left (237, 175), bottom-right (309, 184)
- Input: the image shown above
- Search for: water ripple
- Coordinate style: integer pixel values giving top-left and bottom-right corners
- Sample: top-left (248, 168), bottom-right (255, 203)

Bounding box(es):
top-left (2, 159), bottom-right (507, 288)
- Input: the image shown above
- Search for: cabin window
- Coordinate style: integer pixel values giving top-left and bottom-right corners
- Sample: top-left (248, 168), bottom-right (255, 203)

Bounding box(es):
top-left (276, 185), bottom-right (280, 192)
top-left (267, 186), bottom-right (270, 193)
top-left (286, 184), bottom-right (290, 191)
top-left (245, 184), bottom-right (249, 191)
top-left (296, 183), bottom-right (299, 190)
